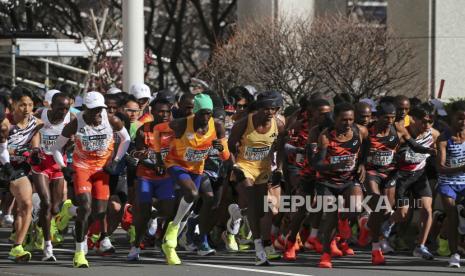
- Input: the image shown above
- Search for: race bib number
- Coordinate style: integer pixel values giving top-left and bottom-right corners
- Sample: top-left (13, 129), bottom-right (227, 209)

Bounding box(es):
top-left (81, 134), bottom-right (108, 152)
top-left (296, 153), bottom-right (305, 163)
top-left (41, 134), bottom-right (59, 152)
top-left (161, 148), bottom-right (170, 160)
top-left (184, 148), bottom-right (209, 162)
top-left (404, 149), bottom-right (429, 164)
top-left (330, 154), bottom-right (356, 172)
top-left (244, 146), bottom-right (270, 161)
top-left (449, 157), bottom-right (465, 168)
top-left (368, 150), bottom-right (394, 166)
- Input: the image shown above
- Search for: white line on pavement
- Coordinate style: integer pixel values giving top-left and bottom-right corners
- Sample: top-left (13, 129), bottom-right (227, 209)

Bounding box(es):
top-left (142, 257), bottom-right (314, 276)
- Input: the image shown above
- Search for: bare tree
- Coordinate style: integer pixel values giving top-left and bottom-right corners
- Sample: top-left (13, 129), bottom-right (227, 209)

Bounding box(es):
top-left (202, 15), bottom-right (420, 103)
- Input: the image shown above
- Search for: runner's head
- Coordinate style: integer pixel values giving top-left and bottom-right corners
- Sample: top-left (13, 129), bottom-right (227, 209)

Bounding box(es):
top-left (409, 103), bottom-right (434, 132)
top-left (395, 95), bottom-right (410, 121)
top-left (43, 89), bottom-right (61, 108)
top-left (11, 86), bottom-right (34, 118)
top-left (376, 102), bottom-right (396, 129)
top-left (150, 89), bottom-right (175, 124)
top-left (193, 93), bottom-right (213, 126)
top-left (130, 83), bottom-right (151, 111)
top-left (104, 93), bottom-right (123, 116)
top-left (309, 99), bottom-right (332, 125)
top-left (449, 100), bottom-right (465, 131)
top-left (355, 102), bottom-right (372, 127)
top-left (124, 95), bottom-right (141, 123)
top-left (228, 86), bottom-right (254, 112)
top-left (256, 90), bottom-right (283, 120)
top-left (50, 93), bottom-right (71, 120)
top-left (178, 93), bottom-right (195, 117)
top-left (334, 102), bottom-right (355, 132)
top-left (83, 91), bottom-right (107, 124)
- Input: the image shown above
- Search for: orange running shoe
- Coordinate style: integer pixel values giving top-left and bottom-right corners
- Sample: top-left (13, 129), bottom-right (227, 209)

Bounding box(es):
top-left (338, 218), bottom-right (352, 240)
top-left (358, 215), bottom-right (370, 247)
top-left (372, 249), bottom-right (386, 265)
top-left (318, 252), bottom-right (332, 268)
top-left (330, 239), bottom-right (343, 257)
top-left (283, 240), bottom-right (297, 261)
top-left (305, 236), bottom-right (323, 253)
top-left (339, 241), bottom-right (355, 256)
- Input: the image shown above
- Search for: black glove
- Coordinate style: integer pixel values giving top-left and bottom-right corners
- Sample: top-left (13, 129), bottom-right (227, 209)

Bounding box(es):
top-left (271, 170), bottom-right (283, 186)
top-left (30, 148), bottom-right (42, 166)
top-left (125, 153), bottom-right (139, 167)
top-left (61, 166), bottom-right (74, 183)
top-left (212, 139), bottom-right (224, 152)
top-left (104, 160), bottom-right (120, 175)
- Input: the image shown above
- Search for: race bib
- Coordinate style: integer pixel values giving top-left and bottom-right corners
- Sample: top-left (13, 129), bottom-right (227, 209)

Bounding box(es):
top-left (184, 147), bottom-right (210, 162)
top-left (81, 134), bottom-right (109, 152)
top-left (161, 148), bottom-right (170, 160)
top-left (41, 134), bottom-right (59, 152)
top-left (368, 150), bottom-right (394, 166)
top-left (330, 154), bottom-right (356, 172)
top-left (404, 149), bottom-right (429, 164)
top-left (296, 153), bottom-right (305, 163)
top-left (449, 157), bottom-right (465, 168)
top-left (244, 146), bottom-right (270, 161)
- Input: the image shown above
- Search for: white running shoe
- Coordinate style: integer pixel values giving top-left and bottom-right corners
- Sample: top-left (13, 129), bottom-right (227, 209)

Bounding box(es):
top-left (127, 246), bottom-right (141, 261)
top-left (97, 237), bottom-right (115, 255)
top-left (254, 239), bottom-right (269, 266)
top-left (41, 246), bottom-right (56, 262)
top-left (456, 205), bottom-right (465, 235)
top-left (2, 214), bottom-right (14, 227)
top-left (448, 253), bottom-right (461, 268)
top-left (227, 204), bottom-right (242, 235)
top-left (381, 240), bottom-right (394, 254)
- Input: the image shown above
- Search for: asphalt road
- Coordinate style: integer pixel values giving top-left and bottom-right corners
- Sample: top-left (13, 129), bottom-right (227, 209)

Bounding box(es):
top-left (0, 227), bottom-right (463, 276)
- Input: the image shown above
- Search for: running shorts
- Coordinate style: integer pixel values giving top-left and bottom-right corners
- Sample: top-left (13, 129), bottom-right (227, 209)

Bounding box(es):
top-left (73, 166), bottom-right (110, 200)
top-left (31, 154), bottom-right (64, 180)
top-left (137, 177), bottom-right (175, 203)
top-left (395, 169), bottom-right (432, 207)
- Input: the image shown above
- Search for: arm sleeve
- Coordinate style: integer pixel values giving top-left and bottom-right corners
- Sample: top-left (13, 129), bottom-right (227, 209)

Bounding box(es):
top-left (284, 143), bottom-right (299, 155)
top-left (406, 138), bottom-right (432, 154)
top-left (51, 135), bottom-right (70, 168)
top-left (0, 142), bottom-right (10, 165)
top-left (114, 127), bottom-right (131, 161)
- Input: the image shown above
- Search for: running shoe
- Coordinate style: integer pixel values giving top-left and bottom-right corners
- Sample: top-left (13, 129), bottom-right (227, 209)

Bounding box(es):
top-left (55, 199), bottom-right (73, 232)
top-left (2, 214), bottom-right (14, 227)
top-left (222, 230), bottom-right (239, 252)
top-left (42, 246), bottom-right (56, 262)
top-left (127, 246), bottom-right (141, 261)
top-left (283, 240), bottom-right (297, 261)
top-left (371, 249), bottom-right (386, 265)
top-left (339, 240), bottom-right (355, 256)
top-left (318, 252), bottom-right (332, 268)
top-left (413, 245), bottom-right (434, 260)
top-left (8, 245), bottom-right (31, 263)
top-left (163, 221), bottom-right (179, 249)
top-left (185, 218), bottom-right (198, 252)
top-left (50, 218), bottom-right (63, 246)
top-left (448, 253), bottom-right (461, 268)
top-left (305, 236), bottom-right (323, 253)
top-left (358, 214), bottom-right (370, 247)
top-left (338, 218), bottom-right (352, 240)
top-left (457, 204), bottom-right (465, 235)
top-left (227, 204), bottom-right (242, 235)
top-left (381, 220), bottom-right (395, 239)
top-left (330, 239), bottom-right (343, 257)
top-left (161, 243), bottom-right (181, 265)
top-left (264, 245), bottom-right (281, 260)
top-left (197, 241), bottom-right (216, 256)
top-left (437, 237), bottom-right (450, 256)
top-left (73, 251), bottom-right (89, 268)
top-left (34, 226), bottom-right (45, 250)
top-left (254, 240), bottom-right (269, 266)
top-left (97, 237), bottom-right (115, 256)
top-left (380, 239), bottom-right (394, 254)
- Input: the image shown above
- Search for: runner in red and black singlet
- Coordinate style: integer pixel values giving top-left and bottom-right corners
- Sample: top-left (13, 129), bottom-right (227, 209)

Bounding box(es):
top-left (313, 102), bottom-right (369, 269)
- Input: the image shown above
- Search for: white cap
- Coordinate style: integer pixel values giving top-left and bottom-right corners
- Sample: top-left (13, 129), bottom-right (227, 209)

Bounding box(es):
top-left (83, 91), bottom-right (107, 109)
top-left (107, 87), bottom-right (122, 95)
top-left (430, 98), bottom-right (447, 116)
top-left (44, 89), bottom-right (61, 104)
top-left (130, 83), bottom-right (151, 100)
top-left (360, 98), bottom-right (377, 112)
top-left (74, 96), bottom-right (83, 108)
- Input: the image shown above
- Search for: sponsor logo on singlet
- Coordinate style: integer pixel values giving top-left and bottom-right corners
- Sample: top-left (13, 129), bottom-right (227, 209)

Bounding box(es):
top-left (330, 154), bottom-right (356, 172)
top-left (244, 146), bottom-right (271, 161)
top-left (81, 134), bottom-right (108, 151)
top-left (184, 147), bottom-right (210, 162)
top-left (368, 150), bottom-right (394, 166)
top-left (42, 134), bottom-right (59, 152)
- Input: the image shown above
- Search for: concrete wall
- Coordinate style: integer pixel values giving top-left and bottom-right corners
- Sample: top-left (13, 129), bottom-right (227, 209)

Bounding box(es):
top-left (434, 0), bottom-right (465, 100)
top-left (387, 0), bottom-right (431, 100)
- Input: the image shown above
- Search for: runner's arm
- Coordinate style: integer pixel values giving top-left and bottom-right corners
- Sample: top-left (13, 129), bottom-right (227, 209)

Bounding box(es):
top-left (312, 131), bottom-right (331, 172)
top-left (51, 118), bottom-right (77, 168)
top-left (275, 118), bottom-right (286, 172)
top-left (169, 118), bottom-right (187, 139)
top-left (109, 115), bottom-right (130, 162)
top-left (214, 120), bottom-right (230, 161)
top-left (227, 116), bottom-right (247, 157)
top-left (396, 125), bottom-right (434, 154)
top-left (0, 120), bottom-right (10, 164)
top-left (133, 124), bottom-right (148, 159)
